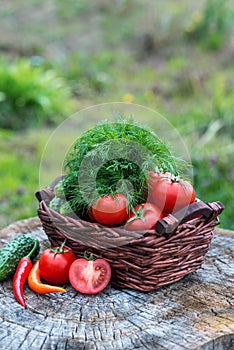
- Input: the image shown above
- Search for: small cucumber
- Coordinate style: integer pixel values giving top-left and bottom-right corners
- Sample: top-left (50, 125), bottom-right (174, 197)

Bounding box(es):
top-left (49, 196), bottom-right (65, 212)
top-left (54, 181), bottom-right (65, 199)
top-left (0, 234), bottom-right (40, 282)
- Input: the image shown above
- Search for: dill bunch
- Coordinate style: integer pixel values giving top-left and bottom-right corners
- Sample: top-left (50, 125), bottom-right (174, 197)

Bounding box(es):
top-left (61, 117), bottom-right (183, 218)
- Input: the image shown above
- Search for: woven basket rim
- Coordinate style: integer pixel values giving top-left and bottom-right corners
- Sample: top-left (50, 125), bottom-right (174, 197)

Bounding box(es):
top-left (35, 178), bottom-right (224, 291)
top-left (36, 176), bottom-right (224, 240)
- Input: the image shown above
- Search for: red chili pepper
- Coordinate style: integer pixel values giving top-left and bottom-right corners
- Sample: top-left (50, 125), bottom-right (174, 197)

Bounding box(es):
top-left (13, 240), bottom-right (39, 308)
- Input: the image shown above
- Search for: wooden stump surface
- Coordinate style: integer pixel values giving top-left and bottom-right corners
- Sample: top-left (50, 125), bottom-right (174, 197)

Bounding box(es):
top-left (0, 217), bottom-right (233, 350)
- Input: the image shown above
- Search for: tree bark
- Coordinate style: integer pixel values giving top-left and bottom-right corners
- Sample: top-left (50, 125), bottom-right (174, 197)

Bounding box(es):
top-left (0, 218), bottom-right (233, 350)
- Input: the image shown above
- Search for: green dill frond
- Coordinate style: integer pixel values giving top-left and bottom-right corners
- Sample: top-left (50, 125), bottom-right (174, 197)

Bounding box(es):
top-left (61, 116), bottom-right (186, 219)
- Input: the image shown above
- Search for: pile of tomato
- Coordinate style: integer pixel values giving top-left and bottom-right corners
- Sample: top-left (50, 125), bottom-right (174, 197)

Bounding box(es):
top-left (11, 240), bottom-right (112, 309)
top-left (89, 171), bottom-right (196, 231)
top-left (34, 246), bottom-right (111, 296)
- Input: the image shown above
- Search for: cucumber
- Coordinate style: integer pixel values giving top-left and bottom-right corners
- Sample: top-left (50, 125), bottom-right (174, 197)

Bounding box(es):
top-left (49, 196), bottom-right (65, 212)
top-left (54, 181), bottom-right (65, 199)
top-left (0, 234), bottom-right (40, 282)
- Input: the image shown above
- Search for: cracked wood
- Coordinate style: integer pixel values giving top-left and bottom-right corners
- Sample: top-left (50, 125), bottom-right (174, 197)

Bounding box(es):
top-left (0, 218), bottom-right (233, 350)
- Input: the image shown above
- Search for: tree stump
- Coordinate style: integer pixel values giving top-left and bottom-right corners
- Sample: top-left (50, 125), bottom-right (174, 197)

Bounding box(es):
top-left (0, 218), bottom-right (233, 350)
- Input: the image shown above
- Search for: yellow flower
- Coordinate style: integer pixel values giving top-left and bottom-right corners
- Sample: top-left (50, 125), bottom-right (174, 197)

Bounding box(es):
top-left (193, 11), bottom-right (202, 23)
top-left (122, 93), bottom-right (134, 103)
top-left (185, 11), bottom-right (203, 33)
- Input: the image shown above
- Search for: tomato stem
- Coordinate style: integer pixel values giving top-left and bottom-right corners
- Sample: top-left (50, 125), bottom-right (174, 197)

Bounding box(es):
top-left (49, 240), bottom-right (69, 257)
top-left (170, 174), bottom-right (180, 183)
top-left (127, 204), bottom-right (151, 224)
top-left (84, 251), bottom-right (95, 261)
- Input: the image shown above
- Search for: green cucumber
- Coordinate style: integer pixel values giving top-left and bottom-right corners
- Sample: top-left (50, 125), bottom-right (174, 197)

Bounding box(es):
top-left (0, 234), bottom-right (40, 281)
top-left (49, 196), bottom-right (65, 212)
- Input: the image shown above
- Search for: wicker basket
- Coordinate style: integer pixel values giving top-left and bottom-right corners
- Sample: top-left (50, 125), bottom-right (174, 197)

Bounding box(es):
top-left (36, 177), bottom-right (224, 292)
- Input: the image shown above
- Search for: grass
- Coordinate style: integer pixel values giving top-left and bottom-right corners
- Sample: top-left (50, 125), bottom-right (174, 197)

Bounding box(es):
top-left (0, 129), bottom-right (40, 226)
top-left (0, 57), bottom-right (74, 130)
top-left (0, 0), bottom-right (234, 229)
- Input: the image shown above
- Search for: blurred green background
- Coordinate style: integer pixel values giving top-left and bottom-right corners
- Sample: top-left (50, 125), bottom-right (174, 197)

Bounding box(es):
top-left (0, 0), bottom-right (233, 229)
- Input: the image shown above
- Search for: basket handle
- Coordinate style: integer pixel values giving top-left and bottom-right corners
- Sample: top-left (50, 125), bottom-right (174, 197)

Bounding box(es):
top-left (155, 201), bottom-right (224, 238)
top-left (35, 175), bottom-right (66, 204)
top-left (35, 187), bottom-right (54, 204)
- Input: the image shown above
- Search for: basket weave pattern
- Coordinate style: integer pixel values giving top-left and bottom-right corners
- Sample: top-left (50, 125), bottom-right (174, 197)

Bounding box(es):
top-left (36, 185), bottom-right (224, 292)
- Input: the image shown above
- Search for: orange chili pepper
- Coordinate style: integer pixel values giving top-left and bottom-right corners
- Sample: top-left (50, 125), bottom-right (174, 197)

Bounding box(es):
top-left (28, 260), bottom-right (67, 294)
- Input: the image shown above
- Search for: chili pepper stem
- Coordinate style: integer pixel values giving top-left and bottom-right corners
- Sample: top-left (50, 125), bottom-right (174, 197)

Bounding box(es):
top-left (26, 239), bottom-right (40, 259)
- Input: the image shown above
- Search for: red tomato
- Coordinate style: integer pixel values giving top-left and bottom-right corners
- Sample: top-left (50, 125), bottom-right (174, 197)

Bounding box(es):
top-left (150, 177), bottom-right (196, 214)
top-left (39, 244), bottom-right (77, 285)
top-left (148, 171), bottom-right (172, 201)
top-left (125, 203), bottom-right (164, 231)
top-left (69, 257), bottom-right (111, 294)
top-left (87, 206), bottom-right (96, 222)
top-left (91, 193), bottom-right (128, 226)
top-left (149, 171), bottom-right (171, 182)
